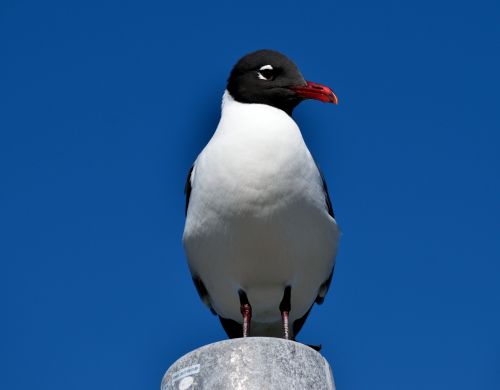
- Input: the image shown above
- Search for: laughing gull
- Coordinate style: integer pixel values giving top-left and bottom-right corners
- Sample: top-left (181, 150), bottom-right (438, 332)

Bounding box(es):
top-left (183, 50), bottom-right (340, 341)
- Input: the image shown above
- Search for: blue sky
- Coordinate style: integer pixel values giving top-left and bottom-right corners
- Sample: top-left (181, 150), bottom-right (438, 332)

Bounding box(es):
top-left (1, 0), bottom-right (499, 389)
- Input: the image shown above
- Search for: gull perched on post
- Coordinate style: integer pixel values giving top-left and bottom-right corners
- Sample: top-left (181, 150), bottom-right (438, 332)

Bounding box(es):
top-left (183, 49), bottom-right (340, 341)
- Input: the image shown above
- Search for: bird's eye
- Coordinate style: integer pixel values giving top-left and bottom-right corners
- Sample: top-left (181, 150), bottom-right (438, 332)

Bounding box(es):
top-left (257, 65), bottom-right (275, 80)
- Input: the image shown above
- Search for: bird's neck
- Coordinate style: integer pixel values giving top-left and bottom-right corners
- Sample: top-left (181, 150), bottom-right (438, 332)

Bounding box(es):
top-left (217, 90), bottom-right (297, 135)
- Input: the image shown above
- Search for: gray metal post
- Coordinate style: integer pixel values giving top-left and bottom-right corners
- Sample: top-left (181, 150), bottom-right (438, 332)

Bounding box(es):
top-left (161, 337), bottom-right (335, 390)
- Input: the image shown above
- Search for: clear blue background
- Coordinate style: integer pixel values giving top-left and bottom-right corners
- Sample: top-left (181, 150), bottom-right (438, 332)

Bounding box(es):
top-left (2, 0), bottom-right (499, 388)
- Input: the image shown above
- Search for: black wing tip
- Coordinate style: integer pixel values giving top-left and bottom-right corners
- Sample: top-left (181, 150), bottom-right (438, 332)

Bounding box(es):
top-left (315, 266), bottom-right (335, 305)
top-left (184, 165), bottom-right (194, 216)
top-left (219, 315), bottom-right (242, 339)
top-left (192, 276), bottom-right (216, 315)
top-left (296, 268), bottom-right (335, 336)
top-left (293, 306), bottom-right (313, 337)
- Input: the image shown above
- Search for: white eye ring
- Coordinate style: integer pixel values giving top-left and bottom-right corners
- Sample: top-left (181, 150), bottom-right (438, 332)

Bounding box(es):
top-left (257, 64), bottom-right (274, 80)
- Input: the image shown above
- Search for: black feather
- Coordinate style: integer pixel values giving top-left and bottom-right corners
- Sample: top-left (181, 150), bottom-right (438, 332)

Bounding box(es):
top-left (315, 266), bottom-right (335, 305)
top-left (184, 165), bottom-right (194, 216)
top-left (192, 276), bottom-right (216, 315)
top-left (315, 162), bottom-right (335, 218)
top-left (218, 316), bottom-right (242, 339)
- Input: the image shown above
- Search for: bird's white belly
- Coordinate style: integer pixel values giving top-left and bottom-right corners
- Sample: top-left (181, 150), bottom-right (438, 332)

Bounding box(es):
top-left (183, 98), bottom-right (339, 324)
top-left (185, 205), bottom-right (337, 323)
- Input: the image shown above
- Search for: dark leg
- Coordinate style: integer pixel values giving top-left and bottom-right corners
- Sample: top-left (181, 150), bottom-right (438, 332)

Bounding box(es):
top-left (238, 290), bottom-right (252, 337)
top-left (279, 286), bottom-right (292, 340)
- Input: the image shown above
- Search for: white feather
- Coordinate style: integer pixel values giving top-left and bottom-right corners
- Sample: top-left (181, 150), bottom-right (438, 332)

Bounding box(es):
top-left (183, 91), bottom-right (340, 327)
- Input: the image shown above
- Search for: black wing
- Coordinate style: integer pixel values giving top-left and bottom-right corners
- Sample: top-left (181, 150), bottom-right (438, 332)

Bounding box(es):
top-left (315, 265), bottom-right (334, 305)
top-left (292, 265), bottom-right (335, 339)
top-left (184, 165), bottom-right (194, 216)
top-left (192, 276), bottom-right (216, 315)
top-left (314, 164), bottom-right (336, 305)
top-left (292, 166), bottom-right (337, 338)
top-left (315, 162), bottom-right (335, 219)
top-left (185, 166), bottom-right (217, 315)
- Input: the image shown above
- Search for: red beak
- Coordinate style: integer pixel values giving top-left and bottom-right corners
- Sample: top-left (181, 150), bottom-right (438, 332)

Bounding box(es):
top-left (290, 81), bottom-right (338, 104)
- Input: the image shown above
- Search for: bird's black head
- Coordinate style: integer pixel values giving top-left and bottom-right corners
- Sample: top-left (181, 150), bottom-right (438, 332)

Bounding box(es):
top-left (227, 49), bottom-right (338, 115)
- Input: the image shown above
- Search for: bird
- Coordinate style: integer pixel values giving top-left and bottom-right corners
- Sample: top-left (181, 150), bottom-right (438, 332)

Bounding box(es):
top-left (182, 49), bottom-right (340, 342)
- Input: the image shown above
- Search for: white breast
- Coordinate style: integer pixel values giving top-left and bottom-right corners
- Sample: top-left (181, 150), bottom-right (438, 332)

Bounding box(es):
top-left (183, 91), bottom-right (339, 324)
